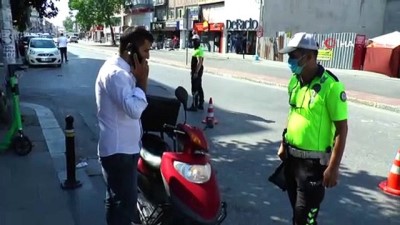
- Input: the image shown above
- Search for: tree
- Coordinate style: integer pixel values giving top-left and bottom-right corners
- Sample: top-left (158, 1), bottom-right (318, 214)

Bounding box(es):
top-left (95, 0), bottom-right (124, 45)
top-left (70, 0), bottom-right (124, 45)
top-left (69, 0), bottom-right (97, 32)
top-left (11, 0), bottom-right (59, 32)
top-left (63, 17), bottom-right (74, 32)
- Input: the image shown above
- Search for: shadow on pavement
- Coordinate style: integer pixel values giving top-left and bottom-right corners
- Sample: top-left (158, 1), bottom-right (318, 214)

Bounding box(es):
top-left (13, 50), bottom-right (400, 225)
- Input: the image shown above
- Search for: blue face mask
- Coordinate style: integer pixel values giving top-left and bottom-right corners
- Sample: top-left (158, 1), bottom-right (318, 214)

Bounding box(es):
top-left (288, 56), bottom-right (306, 74)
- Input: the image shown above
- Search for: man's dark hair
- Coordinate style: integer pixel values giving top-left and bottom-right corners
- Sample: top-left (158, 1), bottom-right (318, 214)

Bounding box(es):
top-left (119, 26), bottom-right (154, 55)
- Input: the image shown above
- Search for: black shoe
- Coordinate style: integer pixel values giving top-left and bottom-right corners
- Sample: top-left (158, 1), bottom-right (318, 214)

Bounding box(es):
top-left (198, 105), bottom-right (204, 110)
top-left (187, 106), bottom-right (198, 112)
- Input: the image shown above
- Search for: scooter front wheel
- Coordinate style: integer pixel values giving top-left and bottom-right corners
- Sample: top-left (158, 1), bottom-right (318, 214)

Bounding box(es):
top-left (12, 135), bottom-right (33, 156)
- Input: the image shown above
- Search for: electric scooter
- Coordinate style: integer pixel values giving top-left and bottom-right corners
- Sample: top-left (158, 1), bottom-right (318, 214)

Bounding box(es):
top-left (137, 86), bottom-right (227, 225)
top-left (0, 64), bottom-right (33, 156)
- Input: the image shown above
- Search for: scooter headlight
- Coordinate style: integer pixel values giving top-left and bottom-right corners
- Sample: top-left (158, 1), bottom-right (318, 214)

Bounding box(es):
top-left (173, 161), bottom-right (211, 184)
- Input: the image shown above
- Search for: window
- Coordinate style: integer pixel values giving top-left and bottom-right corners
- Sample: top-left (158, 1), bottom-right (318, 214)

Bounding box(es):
top-left (130, 0), bottom-right (152, 6)
top-left (169, 8), bottom-right (175, 19)
top-left (30, 39), bottom-right (56, 48)
top-left (154, 0), bottom-right (165, 5)
top-left (178, 8), bottom-right (183, 18)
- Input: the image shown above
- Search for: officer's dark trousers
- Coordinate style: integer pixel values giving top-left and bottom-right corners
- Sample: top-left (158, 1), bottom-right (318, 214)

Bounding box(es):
top-left (284, 156), bottom-right (326, 225)
top-left (190, 66), bottom-right (204, 107)
top-left (101, 153), bottom-right (140, 225)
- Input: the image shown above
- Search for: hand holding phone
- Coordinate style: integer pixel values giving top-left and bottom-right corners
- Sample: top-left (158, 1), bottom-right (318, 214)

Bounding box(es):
top-left (127, 43), bottom-right (148, 92)
top-left (132, 53), bottom-right (149, 92)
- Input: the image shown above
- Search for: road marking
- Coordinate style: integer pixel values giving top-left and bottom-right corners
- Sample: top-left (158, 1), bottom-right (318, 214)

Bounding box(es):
top-left (21, 102), bottom-right (65, 159)
top-left (21, 102), bottom-right (96, 190)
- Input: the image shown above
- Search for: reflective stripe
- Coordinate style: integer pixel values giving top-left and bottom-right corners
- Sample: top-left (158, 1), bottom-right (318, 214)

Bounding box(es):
top-left (390, 164), bottom-right (400, 175)
top-left (288, 146), bottom-right (330, 159)
top-left (306, 208), bottom-right (319, 225)
top-left (65, 129), bottom-right (74, 137)
top-left (395, 151), bottom-right (400, 161)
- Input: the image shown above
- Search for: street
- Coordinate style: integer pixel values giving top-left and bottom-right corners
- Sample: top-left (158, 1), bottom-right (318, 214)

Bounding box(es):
top-left (16, 44), bottom-right (400, 225)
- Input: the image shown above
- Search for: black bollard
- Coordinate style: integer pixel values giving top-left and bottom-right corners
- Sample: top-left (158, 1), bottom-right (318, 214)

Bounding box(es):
top-left (61, 115), bottom-right (82, 190)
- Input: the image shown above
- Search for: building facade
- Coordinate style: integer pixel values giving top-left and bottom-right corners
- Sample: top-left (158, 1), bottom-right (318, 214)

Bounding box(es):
top-left (150, 0), bottom-right (261, 54)
top-left (124, 0), bottom-right (154, 30)
top-left (150, 0), bottom-right (169, 47)
top-left (262, 0), bottom-right (400, 39)
top-left (223, 0), bottom-right (261, 54)
top-left (193, 0), bottom-right (225, 53)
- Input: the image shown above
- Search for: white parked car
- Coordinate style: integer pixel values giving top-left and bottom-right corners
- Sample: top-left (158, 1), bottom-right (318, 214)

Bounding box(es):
top-left (26, 38), bottom-right (61, 67)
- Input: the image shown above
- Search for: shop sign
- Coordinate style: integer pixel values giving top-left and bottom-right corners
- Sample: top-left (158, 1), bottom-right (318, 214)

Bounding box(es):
top-left (151, 22), bottom-right (165, 30)
top-left (226, 18), bottom-right (259, 31)
top-left (166, 21), bottom-right (177, 28)
top-left (323, 37), bottom-right (354, 49)
top-left (203, 21), bottom-right (209, 31)
top-left (317, 49), bottom-right (333, 61)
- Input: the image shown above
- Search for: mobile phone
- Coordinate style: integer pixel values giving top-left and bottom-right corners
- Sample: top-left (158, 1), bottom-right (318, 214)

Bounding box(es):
top-left (127, 43), bottom-right (142, 68)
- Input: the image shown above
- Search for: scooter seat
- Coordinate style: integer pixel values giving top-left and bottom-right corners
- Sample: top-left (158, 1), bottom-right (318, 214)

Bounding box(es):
top-left (140, 133), bottom-right (170, 169)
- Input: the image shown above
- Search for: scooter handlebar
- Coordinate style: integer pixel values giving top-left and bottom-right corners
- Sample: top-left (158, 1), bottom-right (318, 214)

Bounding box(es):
top-left (163, 123), bottom-right (185, 135)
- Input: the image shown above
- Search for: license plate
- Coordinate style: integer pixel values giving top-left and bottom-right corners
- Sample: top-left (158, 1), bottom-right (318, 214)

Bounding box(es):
top-left (42, 58), bottom-right (51, 62)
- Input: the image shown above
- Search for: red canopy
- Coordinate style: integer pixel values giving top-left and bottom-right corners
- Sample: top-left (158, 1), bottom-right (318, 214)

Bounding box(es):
top-left (363, 31), bottom-right (400, 78)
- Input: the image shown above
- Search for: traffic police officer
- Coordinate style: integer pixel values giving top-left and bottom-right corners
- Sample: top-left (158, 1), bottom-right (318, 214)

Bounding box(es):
top-left (188, 34), bottom-right (205, 111)
top-left (278, 32), bottom-right (349, 225)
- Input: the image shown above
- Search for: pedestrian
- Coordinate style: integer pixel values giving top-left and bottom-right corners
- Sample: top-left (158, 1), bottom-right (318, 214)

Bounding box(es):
top-left (95, 26), bottom-right (154, 225)
top-left (277, 32), bottom-right (348, 225)
top-left (57, 33), bottom-right (68, 63)
top-left (188, 34), bottom-right (205, 111)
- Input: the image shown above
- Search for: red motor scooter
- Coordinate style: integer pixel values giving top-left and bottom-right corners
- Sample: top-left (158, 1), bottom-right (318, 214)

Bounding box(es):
top-left (137, 86), bottom-right (227, 225)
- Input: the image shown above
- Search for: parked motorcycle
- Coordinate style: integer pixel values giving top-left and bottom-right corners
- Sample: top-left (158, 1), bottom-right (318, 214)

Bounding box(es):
top-left (137, 86), bottom-right (227, 225)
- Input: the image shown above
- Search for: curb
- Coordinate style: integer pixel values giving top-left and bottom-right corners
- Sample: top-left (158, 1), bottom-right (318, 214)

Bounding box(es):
top-left (75, 44), bottom-right (400, 114)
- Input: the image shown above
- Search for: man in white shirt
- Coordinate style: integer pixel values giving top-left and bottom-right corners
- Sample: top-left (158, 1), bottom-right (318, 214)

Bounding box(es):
top-left (95, 26), bottom-right (153, 225)
top-left (57, 33), bottom-right (68, 63)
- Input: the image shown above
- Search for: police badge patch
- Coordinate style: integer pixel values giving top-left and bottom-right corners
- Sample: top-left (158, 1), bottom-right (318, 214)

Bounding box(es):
top-left (340, 91), bottom-right (347, 102)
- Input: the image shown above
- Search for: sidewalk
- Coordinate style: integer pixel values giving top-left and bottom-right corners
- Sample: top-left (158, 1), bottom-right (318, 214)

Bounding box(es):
top-left (0, 104), bottom-right (106, 225)
top-left (73, 42), bottom-right (400, 113)
top-left (0, 107), bottom-right (75, 225)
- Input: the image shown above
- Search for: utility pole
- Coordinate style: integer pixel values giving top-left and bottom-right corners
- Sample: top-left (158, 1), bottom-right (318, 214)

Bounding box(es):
top-left (1, 0), bottom-right (17, 67)
top-left (255, 0), bottom-right (263, 56)
top-left (185, 7), bottom-right (190, 65)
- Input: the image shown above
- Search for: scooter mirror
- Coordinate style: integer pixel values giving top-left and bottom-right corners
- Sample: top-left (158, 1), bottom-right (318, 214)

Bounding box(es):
top-left (175, 86), bottom-right (188, 110)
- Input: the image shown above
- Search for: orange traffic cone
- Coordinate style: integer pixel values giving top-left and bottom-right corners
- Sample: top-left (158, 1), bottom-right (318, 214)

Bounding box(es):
top-left (202, 97), bottom-right (218, 128)
top-left (379, 149), bottom-right (400, 196)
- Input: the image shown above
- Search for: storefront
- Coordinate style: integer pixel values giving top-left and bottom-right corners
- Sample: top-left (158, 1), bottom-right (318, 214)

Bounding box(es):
top-left (152, 20), bottom-right (179, 49)
top-left (195, 2), bottom-right (225, 53)
top-left (225, 18), bottom-right (259, 55)
top-left (193, 21), bottom-right (224, 53)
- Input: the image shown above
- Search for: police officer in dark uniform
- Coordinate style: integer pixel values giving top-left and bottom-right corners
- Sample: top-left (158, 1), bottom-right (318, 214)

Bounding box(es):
top-left (188, 34), bottom-right (205, 111)
top-left (278, 32), bottom-right (349, 225)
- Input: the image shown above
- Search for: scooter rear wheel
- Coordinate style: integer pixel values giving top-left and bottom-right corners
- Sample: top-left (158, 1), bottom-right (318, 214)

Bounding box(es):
top-left (12, 135), bottom-right (33, 156)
